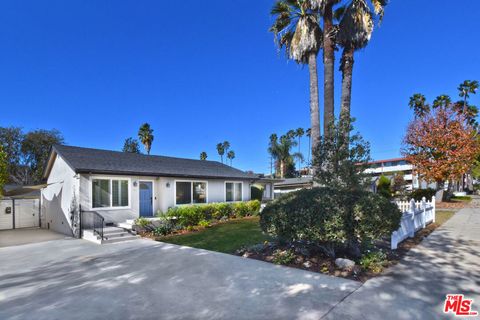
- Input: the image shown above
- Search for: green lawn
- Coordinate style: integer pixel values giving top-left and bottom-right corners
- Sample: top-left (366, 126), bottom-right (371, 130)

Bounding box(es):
top-left (451, 196), bottom-right (472, 202)
top-left (435, 210), bottom-right (455, 226)
top-left (158, 217), bottom-right (272, 253)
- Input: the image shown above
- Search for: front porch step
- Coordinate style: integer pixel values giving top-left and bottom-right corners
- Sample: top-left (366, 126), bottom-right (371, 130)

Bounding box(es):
top-left (102, 235), bottom-right (139, 244)
top-left (82, 226), bottom-right (139, 244)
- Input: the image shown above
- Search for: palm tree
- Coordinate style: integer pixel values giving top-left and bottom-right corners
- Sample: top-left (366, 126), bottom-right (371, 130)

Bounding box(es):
top-left (269, 133), bottom-right (300, 178)
top-left (200, 152), bottom-right (208, 160)
top-left (337, 0), bottom-right (386, 135)
top-left (227, 150), bottom-right (235, 166)
top-left (138, 123), bottom-right (154, 155)
top-left (270, 0), bottom-right (322, 160)
top-left (223, 141), bottom-right (230, 155)
top-left (458, 80), bottom-right (479, 112)
top-left (408, 94), bottom-right (430, 118)
top-left (295, 128), bottom-right (304, 170)
top-left (216, 143), bottom-right (225, 163)
top-left (268, 134), bottom-right (279, 176)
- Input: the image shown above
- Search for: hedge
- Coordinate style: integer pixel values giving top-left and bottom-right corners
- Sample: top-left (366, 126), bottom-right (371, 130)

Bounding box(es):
top-left (163, 200), bottom-right (261, 228)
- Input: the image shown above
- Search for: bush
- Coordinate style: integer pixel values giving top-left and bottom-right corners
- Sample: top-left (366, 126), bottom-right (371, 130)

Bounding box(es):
top-left (272, 249), bottom-right (296, 265)
top-left (165, 200), bottom-right (261, 228)
top-left (153, 222), bottom-right (174, 236)
top-left (198, 220), bottom-right (211, 228)
top-left (377, 175), bottom-right (392, 198)
top-left (409, 188), bottom-right (436, 201)
top-left (360, 251), bottom-right (388, 273)
top-left (260, 188), bottom-right (402, 257)
top-left (135, 217), bottom-right (151, 228)
top-left (251, 185), bottom-right (264, 201)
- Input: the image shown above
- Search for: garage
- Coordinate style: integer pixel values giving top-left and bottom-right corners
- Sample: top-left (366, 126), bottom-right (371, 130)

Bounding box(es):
top-left (0, 198), bottom-right (40, 230)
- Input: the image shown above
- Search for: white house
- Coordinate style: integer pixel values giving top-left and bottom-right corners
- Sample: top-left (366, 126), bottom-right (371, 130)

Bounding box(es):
top-left (41, 145), bottom-right (271, 240)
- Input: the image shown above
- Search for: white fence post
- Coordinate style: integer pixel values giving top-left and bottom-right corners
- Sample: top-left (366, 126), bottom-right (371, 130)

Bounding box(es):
top-left (431, 195), bottom-right (436, 223)
top-left (421, 197), bottom-right (426, 228)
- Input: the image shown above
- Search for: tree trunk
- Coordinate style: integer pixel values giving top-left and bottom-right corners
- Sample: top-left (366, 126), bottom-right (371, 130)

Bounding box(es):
top-left (323, 2), bottom-right (335, 139)
top-left (339, 47), bottom-right (355, 138)
top-left (308, 53), bottom-right (321, 161)
top-left (280, 160), bottom-right (285, 179)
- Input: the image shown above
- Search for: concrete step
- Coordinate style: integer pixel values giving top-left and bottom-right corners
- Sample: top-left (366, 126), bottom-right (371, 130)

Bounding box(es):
top-left (116, 222), bottom-right (133, 230)
top-left (102, 235), bottom-right (139, 244)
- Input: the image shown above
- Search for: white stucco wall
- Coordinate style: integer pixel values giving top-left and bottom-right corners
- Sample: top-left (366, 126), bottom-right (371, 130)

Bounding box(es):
top-left (41, 154), bottom-right (79, 236)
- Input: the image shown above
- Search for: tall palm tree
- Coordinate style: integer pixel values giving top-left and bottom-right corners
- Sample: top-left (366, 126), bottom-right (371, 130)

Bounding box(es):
top-left (223, 141), bottom-right (230, 155)
top-left (337, 0), bottom-right (386, 136)
top-left (227, 150), bottom-right (235, 166)
top-left (295, 127), bottom-right (305, 169)
top-left (216, 143), bottom-right (225, 163)
top-left (270, 0), bottom-right (322, 159)
top-left (268, 134), bottom-right (279, 176)
top-left (458, 80), bottom-right (479, 112)
top-left (408, 93), bottom-right (430, 118)
top-left (269, 133), bottom-right (300, 178)
top-left (138, 123), bottom-right (154, 155)
top-left (200, 151), bottom-right (208, 160)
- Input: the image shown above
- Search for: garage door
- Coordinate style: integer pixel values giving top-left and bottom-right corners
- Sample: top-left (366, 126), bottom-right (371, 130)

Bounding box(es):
top-left (0, 199), bottom-right (40, 230)
top-left (15, 199), bottom-right (40, 228)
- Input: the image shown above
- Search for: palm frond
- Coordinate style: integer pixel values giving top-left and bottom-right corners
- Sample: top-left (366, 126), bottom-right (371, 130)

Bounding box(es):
top-left (337, 0), bottom-right (373, 50)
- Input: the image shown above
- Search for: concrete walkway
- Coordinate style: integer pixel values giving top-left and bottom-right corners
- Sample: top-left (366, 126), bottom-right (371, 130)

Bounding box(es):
top-left (0, 228), bottom-right (68, 247)
top-left (0, 237), bottom-right (360, 320)
top-left (323, 200), bottom-right (480, 319)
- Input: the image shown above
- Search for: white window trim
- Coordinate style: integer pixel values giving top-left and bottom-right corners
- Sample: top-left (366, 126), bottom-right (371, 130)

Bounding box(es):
top-left (224, 181), bottom-right (243, 202)
top-left (90, 176), bottom-right (131, 210)
top-left (138, 180), bottom-right (156, 215)
top-left (174, 180), bottom-right (209, 206)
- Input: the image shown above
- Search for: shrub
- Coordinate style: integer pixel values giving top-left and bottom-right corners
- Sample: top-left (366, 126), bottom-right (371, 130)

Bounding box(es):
top-left (153, 222), bottom-right (174, 237)
top-left (260, 188), bottom-right (402, 257)
top-left (135, 217), bottom-right (151, 228)
top-left (409, 188), bottom-right (436, 201)
top-left (247, 200), bottom-right (261, 216)
top-left (251, 185), bottom-right (264, 201)
top-left (377, 175), bottom-right (392, 198)
top-left (166, 205), bottom-right (203, 227)
top-left (272, 249), bottom-right (296, 265)
top-left (233, 202), bottom-right (250, 218)
top-left (212, 203), bottom-right (232, 219)
top-left (198, 220), bottom-right (211, 228)
top-left (360, 251), bottom-right (388, 273)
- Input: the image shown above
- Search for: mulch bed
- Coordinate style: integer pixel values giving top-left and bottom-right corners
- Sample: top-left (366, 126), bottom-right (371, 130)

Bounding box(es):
top-left (436, 201), bottom-right (467, 210)
top-left (237, 221), bottom-right (443, 283)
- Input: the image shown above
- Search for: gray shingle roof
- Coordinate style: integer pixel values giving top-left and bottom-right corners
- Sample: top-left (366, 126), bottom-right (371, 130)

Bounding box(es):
top-left (51, 145), bottom-right (257, 180)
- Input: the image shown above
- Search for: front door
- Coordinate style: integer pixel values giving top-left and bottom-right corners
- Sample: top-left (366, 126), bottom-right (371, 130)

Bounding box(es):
top-left (139, 181), bottom-right (153, 217)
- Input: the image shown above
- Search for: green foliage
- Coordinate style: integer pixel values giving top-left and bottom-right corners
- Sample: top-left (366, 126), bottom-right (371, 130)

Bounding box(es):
top-left (138, 123), bottom-right (154, 155)
top-left (135, 217), bottom-right (151, 228)
top-left (165, 201), bottom-right (261, 228)
top-left (272, 249), bottom-right (296, 265)
top-left (198, 220), bottom-right (211, 228)
top-left (313, 120), bottom-right (371, 191)
top-left (260, 188), bottom-right (402, 256)
top-left (409, 188), bottom-right (436, 201)
top-left (251, 185), bottom-right (264, 201)
top-left (0, 146), bottom-right (8, 197)
top-left (360, 251), bottom-right (388, 273)
top-left (153, 223), bottom-right (174, 236)
top-left (377, 175), bottom-right (392, 198)
top-left (122, 137), bottom-right (141, 153)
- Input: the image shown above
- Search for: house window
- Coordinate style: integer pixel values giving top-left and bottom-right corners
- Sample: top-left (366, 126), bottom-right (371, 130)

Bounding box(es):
top-left (92, 178), bottom-right (129, 209)
top-left (225, 182), bottom-right (242, 202)
top-left (175, 181), bottom-right (207, 205)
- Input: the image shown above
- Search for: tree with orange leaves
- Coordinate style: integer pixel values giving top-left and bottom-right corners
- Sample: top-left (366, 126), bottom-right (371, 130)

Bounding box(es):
top-left (402, 88), bottom-right (480, 199)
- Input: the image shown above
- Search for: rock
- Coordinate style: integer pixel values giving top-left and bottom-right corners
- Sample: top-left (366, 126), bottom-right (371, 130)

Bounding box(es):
top-left (335, 258), bottom-right (355, 270)
top-left (303, 261), bottom-right (313, 268)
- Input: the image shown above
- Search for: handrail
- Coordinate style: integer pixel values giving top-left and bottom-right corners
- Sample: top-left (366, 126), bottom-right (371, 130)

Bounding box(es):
top-left (80, 206), bottom-right (105, 240)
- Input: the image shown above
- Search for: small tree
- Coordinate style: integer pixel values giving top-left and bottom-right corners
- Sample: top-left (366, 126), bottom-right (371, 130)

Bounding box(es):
top-left (199, 152), bottom-right (208, 160)
top-left (0, 146), bottom-right (8, 197)
top-left (376, 175), bottom-right (391, 198)
top-left (122, 137), bottom-right (141, 154)
top-left (392, 172), bottom-right (408, 198)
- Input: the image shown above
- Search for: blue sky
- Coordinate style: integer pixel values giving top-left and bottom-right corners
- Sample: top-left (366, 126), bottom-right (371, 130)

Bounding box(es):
top-left (1, 0), bottom-right (479, 173)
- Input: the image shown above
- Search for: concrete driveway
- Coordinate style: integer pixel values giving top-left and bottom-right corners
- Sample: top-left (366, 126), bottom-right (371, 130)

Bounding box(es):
top-left (0, 238), bottom-right (360, 320)
top-left (0, 228), bottom-right (68, 248)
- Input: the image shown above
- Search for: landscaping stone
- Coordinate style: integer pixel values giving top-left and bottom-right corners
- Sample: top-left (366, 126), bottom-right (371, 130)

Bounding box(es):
top-left (335, 258), bottom-right (355, 270)
top-left (303, 261), bottom-right (313, 268)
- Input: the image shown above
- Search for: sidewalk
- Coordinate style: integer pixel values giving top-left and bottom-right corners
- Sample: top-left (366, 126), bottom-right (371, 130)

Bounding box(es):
top-left (323, 199), bottom-right (480, 319)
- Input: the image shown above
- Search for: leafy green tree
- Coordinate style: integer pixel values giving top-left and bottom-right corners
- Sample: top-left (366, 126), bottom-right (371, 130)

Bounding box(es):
top-left (227, 150), bottom-right (235, 166)
top-left (268, 132), bottom-right (301, 178)
top-left (21, 129), bottom-right (64, 183)
top-left (199, 151), bottom-right (208, 160)
top-left (377, 175), bottom-right (392, 198)
top-left (216, 143), bottom-right (225, 163)
top-left (0, 126), bottom-right (24, 183)
top-left (0, 146), bottom-right (8, 197)
top-left (270, 0), bottom-right (321, 158)
top-left (122, 137), bottom-right (141, 154)
top-left (138, 123), bottom-right (154, 155)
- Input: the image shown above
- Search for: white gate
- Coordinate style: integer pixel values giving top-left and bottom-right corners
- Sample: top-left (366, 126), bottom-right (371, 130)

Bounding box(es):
top-left (0, 198), bottom-right (40, 230)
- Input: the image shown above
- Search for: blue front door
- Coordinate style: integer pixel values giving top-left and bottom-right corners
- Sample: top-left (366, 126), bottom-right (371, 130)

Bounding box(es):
top-left (139, 181), bottom-right (153, 217)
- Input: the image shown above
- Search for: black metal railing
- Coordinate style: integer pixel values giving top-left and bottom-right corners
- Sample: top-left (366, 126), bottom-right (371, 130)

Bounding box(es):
top-left (80, 206), bottom-right (105, 240)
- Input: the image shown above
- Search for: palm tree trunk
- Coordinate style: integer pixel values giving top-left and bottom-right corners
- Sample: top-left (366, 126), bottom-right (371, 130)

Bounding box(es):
top-left (323, 2), bottom-right (335, 139)
top-left (340, 47), bottom-right (355, 138)
top-left (308, 52), bottom-right (320, 162)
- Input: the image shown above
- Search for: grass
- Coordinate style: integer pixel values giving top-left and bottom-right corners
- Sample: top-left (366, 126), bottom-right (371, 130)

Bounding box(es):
top-left (435, 210), bottom-right (455, 226)
top-left (450, 196), bottom-right (472, 202)
top-left (158, 216), bottom-right (272, 253)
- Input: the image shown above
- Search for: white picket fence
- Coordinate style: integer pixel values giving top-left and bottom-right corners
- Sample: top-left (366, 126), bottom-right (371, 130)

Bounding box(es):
top-left (391, 196), bottom-right (436, 250)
